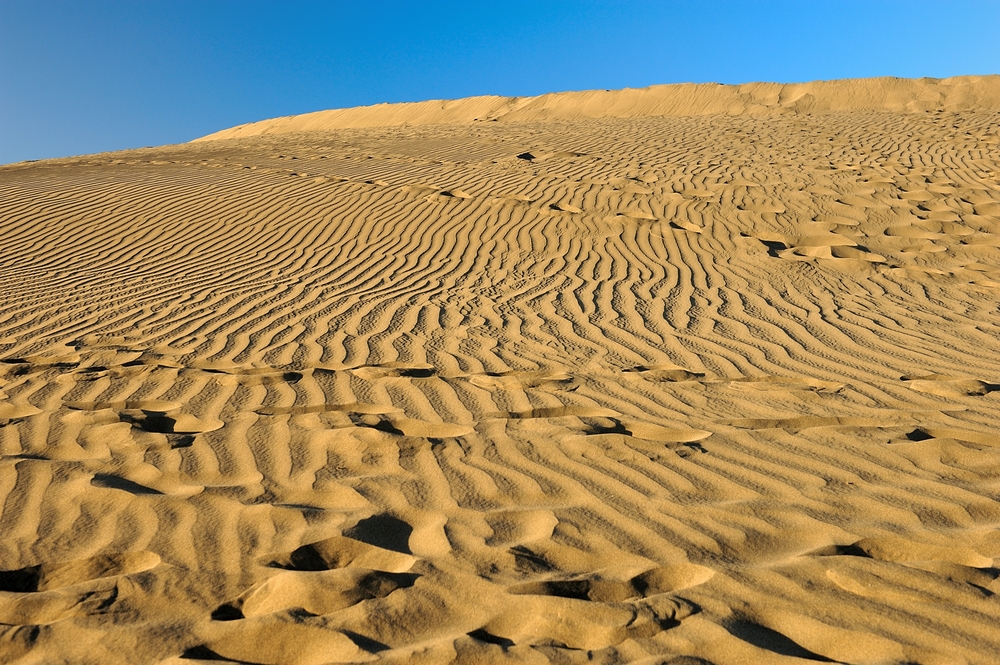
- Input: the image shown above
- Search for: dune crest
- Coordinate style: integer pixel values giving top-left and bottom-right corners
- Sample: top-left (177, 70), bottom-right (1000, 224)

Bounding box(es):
top-left (195, 75), bottom-right (1000, 140)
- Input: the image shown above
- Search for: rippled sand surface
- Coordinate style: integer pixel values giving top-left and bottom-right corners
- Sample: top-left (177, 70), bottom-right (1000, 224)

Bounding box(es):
top-left (3, 77), bottom-right (1000, 664)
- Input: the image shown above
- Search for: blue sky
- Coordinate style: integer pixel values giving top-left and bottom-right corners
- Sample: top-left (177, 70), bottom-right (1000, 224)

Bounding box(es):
top-left (2, 1), bottom-right (998, 164)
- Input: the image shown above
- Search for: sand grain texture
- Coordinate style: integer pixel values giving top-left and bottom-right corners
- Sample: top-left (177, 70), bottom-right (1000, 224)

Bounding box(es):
top-left (3, 76), bottom-right (1000, 664)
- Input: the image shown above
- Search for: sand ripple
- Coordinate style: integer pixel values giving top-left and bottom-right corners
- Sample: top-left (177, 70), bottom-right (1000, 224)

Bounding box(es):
top-left (2, 81), bottom-right (1000, 663)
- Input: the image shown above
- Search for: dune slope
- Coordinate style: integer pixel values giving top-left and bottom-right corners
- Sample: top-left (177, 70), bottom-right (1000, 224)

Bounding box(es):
top-left (2, 80), bottom-right (1000, 664)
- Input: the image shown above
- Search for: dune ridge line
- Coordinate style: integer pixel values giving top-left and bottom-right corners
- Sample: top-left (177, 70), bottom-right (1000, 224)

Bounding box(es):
top-left (195, 75), bottom-right (1000, 140)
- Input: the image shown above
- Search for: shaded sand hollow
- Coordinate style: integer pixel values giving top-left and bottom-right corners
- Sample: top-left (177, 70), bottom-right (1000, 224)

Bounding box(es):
top-left (3, 76), bottom-right (1000, 664)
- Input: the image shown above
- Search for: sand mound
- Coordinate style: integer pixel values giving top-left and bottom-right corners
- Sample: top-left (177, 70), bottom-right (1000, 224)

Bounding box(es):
top-left (195, 75), bottom-right (1000, 140)
top-left (3, 76), bottom-right (1000, 663)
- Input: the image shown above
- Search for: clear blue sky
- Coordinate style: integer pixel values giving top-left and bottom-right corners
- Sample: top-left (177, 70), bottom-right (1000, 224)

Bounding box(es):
top-left (2, 1), bottom-right (998, 164)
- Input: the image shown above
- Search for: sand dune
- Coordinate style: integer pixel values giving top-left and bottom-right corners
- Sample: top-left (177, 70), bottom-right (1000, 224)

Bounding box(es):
top-left (2, 77), bottom-right (1000, 663)
top-left (197, 75), bottom-right (1000, 140)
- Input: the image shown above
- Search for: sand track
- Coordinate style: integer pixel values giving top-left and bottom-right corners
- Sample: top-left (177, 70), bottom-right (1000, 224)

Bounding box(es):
top-left (3, 83), bottom-right (1000, 663)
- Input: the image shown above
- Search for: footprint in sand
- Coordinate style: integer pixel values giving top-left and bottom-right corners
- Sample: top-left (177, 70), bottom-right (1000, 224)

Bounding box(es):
top-left (265, 535), bottom-right (416, 574)
top-left (779, 242), bottom-right (886, 263)
top-left (472, 594), bottom-right (699, 651)
top-left (215, 567), bottom-right (419, 620)
top-left (548, 202), bottom-right (584, 214)
top-left (624, 364), bottom-right (706, 382)
top-left (254, 401), bottom-right (397, 417)
top-left (432, 189), bottom-right (472, 200)
top-left (901, 426), bottom-right (999, 447)
top-left (668, 219), bottom-right (703, 233)
top-left (885, 426), bottom-right (1000, 477)
top-left (467, 369), bottom-right (576, 392)
top-left (748, 230), bottom-right (886, 265)
top-left (507, 561), bottom-right (715, 602)
top-left (118, 410), bottom-right (223, 436)
top-left (724, 415), bottom-right (892, 431)
top-left (808, 534), bottom-right (992, 568)
top-left (61, 400), bottom-right (221, 447)
top-left (576, 416), bottom-right (711, 445)
top-left (195, 365), bottom-right (305, 386)
top-left (491, 405), bottom-right (619, 420)
top-left (64, 399), bottom-right (183, 413)
top-left (348, 363), bottom-right (436, 380)
top-left (902, 374), bottom-right (999, 397)
top-left (612, 211), bottom-right (658, 225)
top-left (727, 375), bottom-right (845, 393)
top-left (264, 516), bottom-right (418, 573)
top-left (90, 473), bottom-right (164, 495)
top-left (331, 411), bottom-right (471, 440)
top-left (1, 353), bottom-right (82, 370)
top-left (0, 551), bottom-right (160, 593)
top-left (471, 567), bottom-right (705, 651)
top-left (0, 552), bottom-right (158, 627)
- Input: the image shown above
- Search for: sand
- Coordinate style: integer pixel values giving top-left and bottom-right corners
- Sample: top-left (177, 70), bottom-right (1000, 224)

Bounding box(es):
top-left (1, 76), bottom-right (1000, 664)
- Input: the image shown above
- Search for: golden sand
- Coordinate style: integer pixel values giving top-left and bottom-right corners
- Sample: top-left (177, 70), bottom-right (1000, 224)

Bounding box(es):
top-left (2, 76), bottom-right (1000, 664)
